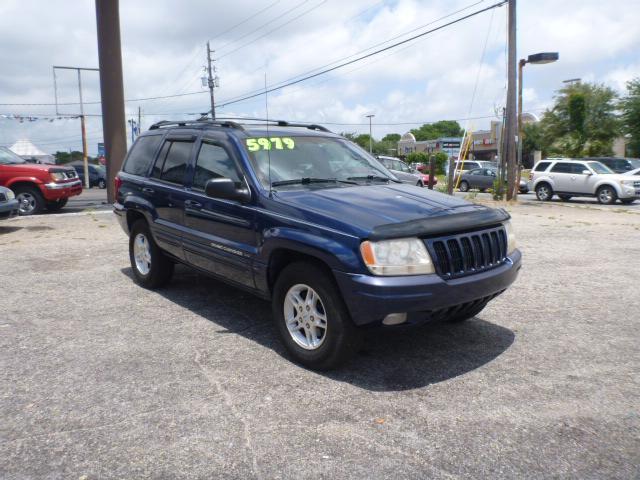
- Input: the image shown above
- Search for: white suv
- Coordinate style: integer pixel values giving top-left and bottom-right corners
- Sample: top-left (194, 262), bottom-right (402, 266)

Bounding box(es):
top-left (529, 158), bottom-right (640, 205)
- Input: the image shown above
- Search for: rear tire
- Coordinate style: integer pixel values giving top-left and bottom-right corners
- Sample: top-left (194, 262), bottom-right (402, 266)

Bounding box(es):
top-left (596, 185), bottom-right (617, 205)
top-left (129, 219), bottom-right (174, 289)
top-left (272, 262), bottom-right (361, 370)
top-left (14, 185), bottom-right (44, 215)
top-left (459, 180), bottom-right (469, 192)
top-left (98, 179), bottom-right (106, 189)
top-left (558, 195), bottom-right (572, 202)
top-left (535, 183), bottom-right (553, 201)
top-left (46, 198), bottom-right (68, 212)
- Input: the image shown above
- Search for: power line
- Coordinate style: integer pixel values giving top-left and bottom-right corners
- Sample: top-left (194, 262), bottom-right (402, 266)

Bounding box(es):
top-left (217, 0), bottom-right (327, 60)
top-left (210, 0), bottom-right (282, 42)
top-left (214, 1), bottom-right (507, 110)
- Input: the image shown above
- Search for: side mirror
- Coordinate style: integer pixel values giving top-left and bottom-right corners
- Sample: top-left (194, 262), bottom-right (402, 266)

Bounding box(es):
top-left (204, 178), bottom-right (251, 203)
top-left (582, 169), bottom-right (592, 175)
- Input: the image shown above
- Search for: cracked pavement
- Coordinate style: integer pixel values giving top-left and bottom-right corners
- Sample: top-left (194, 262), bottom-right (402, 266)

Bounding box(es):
top-left (0, 203), bottom-right (639, 479)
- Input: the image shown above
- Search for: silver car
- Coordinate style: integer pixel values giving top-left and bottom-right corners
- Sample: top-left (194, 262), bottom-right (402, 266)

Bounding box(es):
top-left (377, 156), bottom-right (425, 187)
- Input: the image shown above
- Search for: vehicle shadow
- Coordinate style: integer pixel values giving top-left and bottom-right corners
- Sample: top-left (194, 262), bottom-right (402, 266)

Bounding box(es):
top-left (120, 265), bottom-right (515, 392)
top-left (0, 225), bottom-right (22, 234)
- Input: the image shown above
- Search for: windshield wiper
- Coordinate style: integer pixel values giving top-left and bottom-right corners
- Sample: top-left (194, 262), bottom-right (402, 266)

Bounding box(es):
top-left (271, 177), bottom-right (357, 187)
top-left (346, 174), bottom-right (396, 183)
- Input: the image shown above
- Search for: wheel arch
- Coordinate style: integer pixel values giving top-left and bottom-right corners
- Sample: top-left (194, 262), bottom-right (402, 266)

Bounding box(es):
top-left (267, 248), bottom-right (337, 294)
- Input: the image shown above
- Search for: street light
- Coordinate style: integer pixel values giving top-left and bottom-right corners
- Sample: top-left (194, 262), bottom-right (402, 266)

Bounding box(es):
top-left (516, 51), bottom-right (559, 199)
top-left (365, 114), bottom-right (375, 154)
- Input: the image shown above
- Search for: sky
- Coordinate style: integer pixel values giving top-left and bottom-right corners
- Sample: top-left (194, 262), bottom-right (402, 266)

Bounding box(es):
top-left (0, 0), bottom-right (639, 156)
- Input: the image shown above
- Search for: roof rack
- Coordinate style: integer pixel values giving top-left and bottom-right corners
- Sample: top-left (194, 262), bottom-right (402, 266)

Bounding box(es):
top-left (215, 117), bottom-right (332, 133)
top-left (148, 119), bottom-right (245, 131)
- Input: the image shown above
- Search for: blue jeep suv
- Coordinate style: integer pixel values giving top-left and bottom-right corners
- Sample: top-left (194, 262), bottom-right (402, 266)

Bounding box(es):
top-left (114, 119), bottom-right (521, 369)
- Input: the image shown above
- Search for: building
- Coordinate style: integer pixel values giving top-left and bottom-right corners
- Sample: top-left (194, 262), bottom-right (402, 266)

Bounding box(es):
top-left (9, 139), bottom-right (54, 164)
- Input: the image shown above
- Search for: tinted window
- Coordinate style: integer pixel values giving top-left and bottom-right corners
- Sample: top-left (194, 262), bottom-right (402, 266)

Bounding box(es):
top-left (159, 141), bottom-right (192, 184)
top-left (534, 161), bottom-right (551, 172)
top-left (151, 142), bottom-right (170, 179)
top-left (193, 143), bottom-right (240, 190)
top-left (551, 162), bottom-right (572, 173)
top-left (469, 169), bottom-right (483, 175)
top-left (571, 163), bottom-right (588, 174)
top-left (587, 161), bottom-right (614, 174)
top-left (123, 135), bottom-right (162, 176)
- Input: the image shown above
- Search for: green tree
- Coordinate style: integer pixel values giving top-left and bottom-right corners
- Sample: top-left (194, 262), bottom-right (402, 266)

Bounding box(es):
top-left (54, 150), bottom-right (84, 164)
top-left (353, 134), bottom-right (373, 151)
top-left (381, 133), bottom-right (401, 142)
top-left (410, 121), bottom-right (463, 141)
top-left (540, 82), bottom-right (619, 157)
top-left (620, 77), bottom-right (640, 157)
top-left (405, 151), bottom-right (448, 174)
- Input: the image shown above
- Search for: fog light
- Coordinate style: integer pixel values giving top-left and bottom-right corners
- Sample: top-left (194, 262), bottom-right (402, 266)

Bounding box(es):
top-left (382, 313), bottom-right (407, 326)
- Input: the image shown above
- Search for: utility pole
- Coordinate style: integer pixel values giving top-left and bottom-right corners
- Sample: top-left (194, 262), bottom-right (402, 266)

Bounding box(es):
top-left (52, 65), bottom-right (99, 189)
top-left (504, 0), bottom-right (518, 201)
top-left (365, 114), bottom-right (375, 153)
top-left (207, 41), bottom-right (216, 119)
top-left (138, 105), bottom-right (142, 133)
top-left (95, 0), bottom-right (127, 204)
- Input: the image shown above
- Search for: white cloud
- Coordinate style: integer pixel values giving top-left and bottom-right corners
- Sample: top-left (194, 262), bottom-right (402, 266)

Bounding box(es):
top-left (1, 0), bottom-right (639, 153)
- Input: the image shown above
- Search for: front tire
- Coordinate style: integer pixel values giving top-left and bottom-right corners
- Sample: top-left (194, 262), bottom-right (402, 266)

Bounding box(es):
top-left (129, 220), bottom-right (174, 289)
top-left (535, 183), bottom-right (553, 201)
top-left (459, 180), bottom-right (469, 192)
top-left (272, 262), bottom-right (361, 370)
top-left (46, 198), bottom-right (68, 212)
top-left (596, 185), bottom-right (617, 205)
top-left (98, 179), bottom-right (106, 189)
top-left (14, 185), bottom-right (45, 215)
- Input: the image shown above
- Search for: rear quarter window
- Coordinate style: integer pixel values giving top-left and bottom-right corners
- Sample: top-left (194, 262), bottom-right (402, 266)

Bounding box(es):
top-left (122, 135), bottom-right (163, 176)
top-left (534, 161), bottom-right (551, 172)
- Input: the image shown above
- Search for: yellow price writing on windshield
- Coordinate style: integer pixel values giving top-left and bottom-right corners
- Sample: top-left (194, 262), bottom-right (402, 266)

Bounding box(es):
top-left (246, 137), bottom-right (295, 152)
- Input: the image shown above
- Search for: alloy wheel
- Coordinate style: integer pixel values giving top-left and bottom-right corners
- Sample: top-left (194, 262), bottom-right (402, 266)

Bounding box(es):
top-left (598, 188), bottom-right (613, 204)
top-left (283, 284), bottom-right (328, 350)
top-left (133, 233), bottom-right (152, 275)
top-left (16, 192), bottom-right (36, 214)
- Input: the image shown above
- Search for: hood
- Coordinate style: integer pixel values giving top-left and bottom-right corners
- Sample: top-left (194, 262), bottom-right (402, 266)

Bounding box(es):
top-left (271, 183), bottom-right (504, 239)
top-left (2, 163), bottom-right (73, 174)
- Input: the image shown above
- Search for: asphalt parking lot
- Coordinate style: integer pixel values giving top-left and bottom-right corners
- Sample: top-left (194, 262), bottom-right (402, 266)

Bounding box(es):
top-left (1, 201), bottom-right (639, 479)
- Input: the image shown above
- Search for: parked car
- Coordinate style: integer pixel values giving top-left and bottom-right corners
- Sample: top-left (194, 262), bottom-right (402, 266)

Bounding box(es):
top-left (71, 162), bottom-right (107, 188)
top-left (529, 158), bottom-right (639, 205)
top-left (0, 185), bottom-right (19, 221)
top-left (452, 160), bottom-right (497, 176)
top-left (0, 146), bottom-right (82, 215)
top-left (114, 119), bottom-right (521, 369)
top-left (582, 157), bottom-right (640, 174)
top-left (377, 156), bottom-right (435, 186)
top-left (458, 168), bottom-right (528, 194)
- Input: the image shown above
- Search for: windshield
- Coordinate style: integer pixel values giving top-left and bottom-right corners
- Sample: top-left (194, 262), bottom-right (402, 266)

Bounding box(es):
top-left (243, 135), bottom-right (394, 187)
top-left (0, 147), bottom-right (25, 165)
top-left (588, 161), bottom-right (614, 174)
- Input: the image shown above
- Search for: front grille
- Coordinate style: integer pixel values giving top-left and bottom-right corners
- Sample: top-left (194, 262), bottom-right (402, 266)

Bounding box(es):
top-left (426, 226), bottom-right (508, 279)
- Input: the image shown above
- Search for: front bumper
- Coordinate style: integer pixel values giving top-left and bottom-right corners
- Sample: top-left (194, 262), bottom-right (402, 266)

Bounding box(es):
top-left (334, 249), bottom-right (522, 326)
top-left (41, 180), bottom-right (83, 201)
top-left (619, 184), bottom-right (640, 199)
top-left (0, 199), bottom-right (19, 220)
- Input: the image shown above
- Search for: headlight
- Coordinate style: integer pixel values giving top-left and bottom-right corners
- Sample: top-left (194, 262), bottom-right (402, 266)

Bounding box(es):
top-left (50, 172), bottom-right (66, 181)
top-left (620, 179), bottom-right (634, 186)
top-left (504, 220), bottom-right (517, 255)
top-left (6, 189), bottom-right (15, 200)
top-left (360, 237), bottom-right (435, 275)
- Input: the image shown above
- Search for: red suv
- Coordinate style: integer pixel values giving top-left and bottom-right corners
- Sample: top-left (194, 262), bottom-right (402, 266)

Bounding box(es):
top-left (0, 147), bottom-right (82, 215)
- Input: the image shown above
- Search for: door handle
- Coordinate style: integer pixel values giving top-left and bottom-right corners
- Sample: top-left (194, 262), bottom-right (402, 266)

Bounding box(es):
top-left (185, 200), bottom-right (202, 208)
top-left (142, 187), bottom-right (155, 194)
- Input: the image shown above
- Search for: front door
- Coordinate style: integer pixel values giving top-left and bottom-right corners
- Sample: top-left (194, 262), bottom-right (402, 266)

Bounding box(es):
top-left (145, 135), bottom-right (196, 259)
top-left (183, 136), bottom-right (257, 289)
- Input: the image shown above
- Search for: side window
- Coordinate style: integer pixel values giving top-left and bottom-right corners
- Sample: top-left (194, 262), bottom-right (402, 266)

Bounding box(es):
top-left (551, 162), bottom-right (572, 173)
top-left (155, 141), bottom-right (193, 185)
top-left (572, 163), bottom-right (588, 174)
top-left (151, 141), bottom-right (170, 179)
top-left (469, 169), bottom-right (481, 175)
top-left (534, 161), bottom-right (551, 172)
top-left (193, 142), bottom-right (240, 190)
top-left (122, 135), bottom-right (163, 176)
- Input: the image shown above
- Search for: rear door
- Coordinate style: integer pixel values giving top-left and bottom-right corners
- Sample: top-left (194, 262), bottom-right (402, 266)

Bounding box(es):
top-left (145, 134), bottom-right (196, 259)
top-left (182, 134), bottom-right (257, 289)
top-left (549, 162), bottom-right (573, 192)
